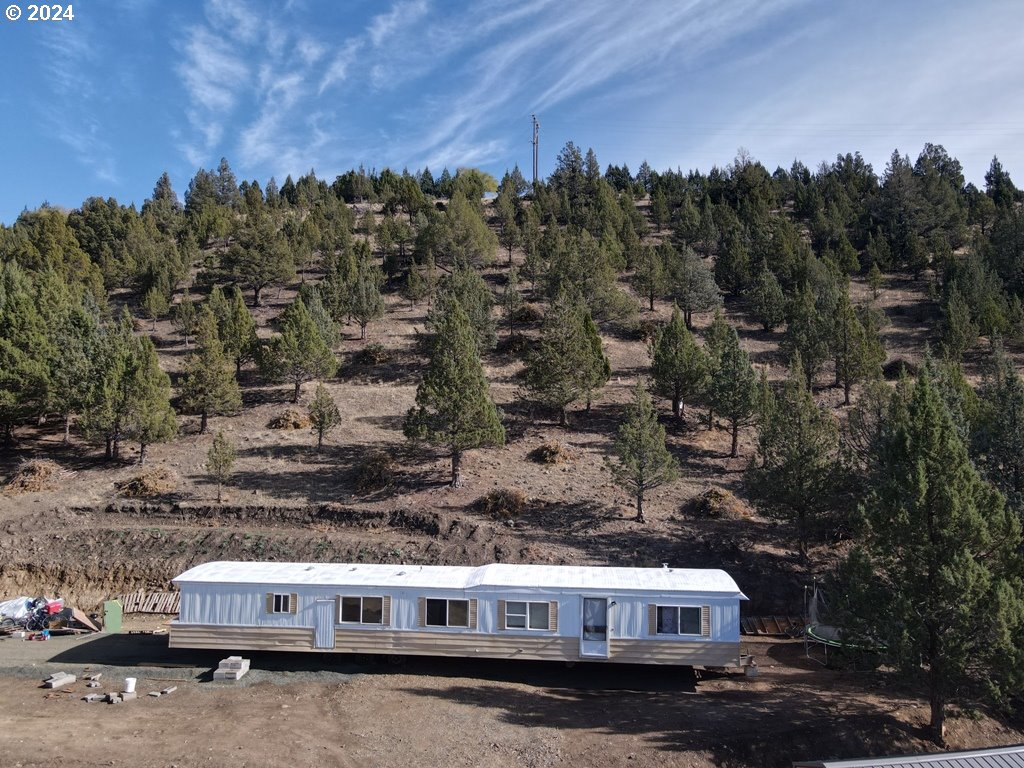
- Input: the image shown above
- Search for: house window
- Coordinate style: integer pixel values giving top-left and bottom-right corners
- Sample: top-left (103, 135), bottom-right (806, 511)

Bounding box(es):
top-left (656, 606), bottom-right (702, 635)
top-left (339, 596), bottom-right (384, 624)
top-left (271, 594), bottom-right (292, 614)
top-left (425, 598), bottom-right (470, 627)
top-left (505, 601), bottom-right (550, 630)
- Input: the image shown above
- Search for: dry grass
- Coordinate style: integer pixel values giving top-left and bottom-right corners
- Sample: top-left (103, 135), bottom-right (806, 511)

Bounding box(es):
top-left (115, 466), bottom-right (179, 498)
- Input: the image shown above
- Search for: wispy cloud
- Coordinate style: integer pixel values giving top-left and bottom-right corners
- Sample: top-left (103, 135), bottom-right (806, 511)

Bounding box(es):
top-left (368, 0), bottom-right (429, 47)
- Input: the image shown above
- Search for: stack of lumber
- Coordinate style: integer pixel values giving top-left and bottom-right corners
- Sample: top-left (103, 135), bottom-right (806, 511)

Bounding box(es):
top-left (117, 591), bottom-right (180, 614)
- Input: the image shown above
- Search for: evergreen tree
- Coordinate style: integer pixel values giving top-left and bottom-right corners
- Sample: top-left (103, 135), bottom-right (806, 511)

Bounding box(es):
top-left (221, 287), bottom-right (259, 376)
top-left (495, 185), bottom-right (520, 265)
top-left (650, 187), bottom-right (670, 232)
top-left (975, 341), bottom-right (1024, 515)
top-left (265, 298), bottom-right (338, 402)
top-left (402, 262), bottom-right (428, 306)
top-left (832, 294), bottom-right (885, 405)
top-left (747, 353), bottom-right (838, 556)
top-left (715, 225), bottom-right (751, 295)
top-left (431, 267), bottom-right (495, 353)
top-left (79, 311), bottom-right (138, 459)
top-left (501, 266), bottom-right (524, 338)
top-left (748, 264), bottom-right (786, 332)
top-left (47, 302), bottom-right (100, 441)
top-left (206, 430), bottom-right (236, 503)
top-left (839, 366), bottom-right (1024, 744)
top-left (172, 291), bottom-right (198, 349)
top-left (223, 219), bottom-right (295, 306)
top-left (179, 307), bottom-right (242, 433)
top-left (783, 285), bottom-right (831, 388)
top-left (125, 336), bottom-right (177, 465)
top-left (651, 305), bottom-right (708, 420)
top-left (867, 261), bottom-right (884, 300)
top-left (206, 285), bottom-right (230, 329)
top-left (942, 283), bottom-right (978, 360)
top-left (348, 255), bottom-right (385, 340)
top-left (299, 285), bottom-right (340, 348)
top-left (669, 245), bottom-right (721, 329)
top-left (308, 382), bottom-right (341, 453)
top-left (523, 291), bottom-right (604, 426)
top-left (703, 310), bottom-right (733, 428)
top-left (581, 308), bottom-right (611, 412)
top-left (141, 286), bottom-right (169, 331)
top-left (632, 244), bottom-right (666, 312)
top-left (403, 299), bottom-right (505, 486)
top-left (608, 382), bottom-right (679, 523)
top-left (708, 324), bottom-right (758, 457)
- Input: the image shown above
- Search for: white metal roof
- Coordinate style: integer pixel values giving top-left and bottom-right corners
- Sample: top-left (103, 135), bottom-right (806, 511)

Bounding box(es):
top-left (794, 744), bottom-right (1024, 768)
top-left (173, 561), bottom-right (747, 597)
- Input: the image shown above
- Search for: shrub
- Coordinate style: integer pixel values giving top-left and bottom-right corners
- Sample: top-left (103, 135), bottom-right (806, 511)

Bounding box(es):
top-left (477, 488), bottom-right (527, 519)
top-left (354, 343), bottom-right (390, 366)
top-left (528, 441), bottom-right (575, 465)
top-left (355, 449), bottom-right (397, 492)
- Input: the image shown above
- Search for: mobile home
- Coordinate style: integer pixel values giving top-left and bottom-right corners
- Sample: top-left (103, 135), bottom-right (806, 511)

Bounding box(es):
top-left (170, 561), bottom-right (748, 666)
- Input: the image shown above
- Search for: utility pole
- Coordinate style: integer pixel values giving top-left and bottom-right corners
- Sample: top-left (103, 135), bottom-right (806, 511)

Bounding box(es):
top-left (531, 114), bottom-right (540, 186)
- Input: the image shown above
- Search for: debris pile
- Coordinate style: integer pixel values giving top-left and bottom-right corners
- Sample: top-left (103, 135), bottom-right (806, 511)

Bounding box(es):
top-left (267, 408), bottom-right (312, 430)
top-left (115, 466), bottom-right (179, 497)
top-left (3, 459), bottom-right (74, 494)
top-left (0, 595), bottom-right (99, 636)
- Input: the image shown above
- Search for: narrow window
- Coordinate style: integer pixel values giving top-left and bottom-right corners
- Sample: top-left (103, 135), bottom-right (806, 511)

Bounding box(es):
top-left (340, 597), bottom-right (361, 623)
top-left (505, 601), bottom-right (528, 629)
top-left (425, 598), bottom-right (448, 627)
top-left (361, 597), bottom-right (384, 624)
top-left (528, 602), bottom-right (550, 630)
top-left (447, 599), bottom-right (469, 627)
top-left (678, 606), bottom-right (701, 635)
top-left (272, 593), bottom-right (292, 614)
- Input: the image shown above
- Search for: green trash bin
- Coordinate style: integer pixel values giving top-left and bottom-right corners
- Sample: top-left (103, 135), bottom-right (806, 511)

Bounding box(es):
top-left (103, 599), bottom-right (123, 633)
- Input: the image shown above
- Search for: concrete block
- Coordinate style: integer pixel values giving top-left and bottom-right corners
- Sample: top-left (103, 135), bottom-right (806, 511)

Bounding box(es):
top-left (120, 691), bottom-right (137, 701)
top-left (160, 686), bottom-right (177, 695)
top-left (213, 668), bottom-right (247, 680)
top-left (107, 693), bottom-right (122, 704)
top-left (148, 691), bottom-right (162, 698)
top-left (44, 673), bottom-right (76, 689)
top-left (83, 694), bottom-right (104, 703)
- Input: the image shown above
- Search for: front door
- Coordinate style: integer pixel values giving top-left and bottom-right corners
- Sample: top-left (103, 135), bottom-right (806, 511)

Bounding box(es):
top-left (313, 599), bottom-right (336, 650)
top-left (579, 597), bottom-right (609, 658)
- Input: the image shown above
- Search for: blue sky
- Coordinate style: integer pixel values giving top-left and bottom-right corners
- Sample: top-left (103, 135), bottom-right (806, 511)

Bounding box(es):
top-left (2, 0), bottom-right (1023, 223)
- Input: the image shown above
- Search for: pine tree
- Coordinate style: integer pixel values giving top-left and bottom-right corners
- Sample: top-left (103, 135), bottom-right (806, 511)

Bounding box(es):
top-left (942, 283), bottom-right (978, 360)
top-left (703, 310), bottom-right (732, 429)
top-left (79, 311), bottom-right (138, 460)
top-left (300, 285), bottom-right (340, 348)
top-left (708, 324), bottom-right (758, 457)
top-left (404, 299), bottom-right (504, 486)
top-left (608, 382), bottom-right (679, 523)
top-left (867, 261), bottom-right (884, 300)
top-left (975, 341), bottom-right (1024, 515)
top-left (206, 430), bottom-right (236, 503)
top-left (747, 353), bottom-right (838, 556)
top-left (650, 187), bottom-right (670, 232)
top-left (125, 336), bottom-right (177, 465)
top-left (206, 285), bottom-right (229, 329)
top-left (431, 267), bottom-right (495, 353)
top-left (651, 304), bottom-right (708, 420)
top-left (840, 365), bottom-right (1024, 744)
top-left (669, 245), bottom-right (721, 329)
top-left (264, 298), bottom-right (338, 403)
top-left (172, 291), bottom-right (197, 349)
top-left (402, 263), bottom-right (427, 306)
top-left (47, 302), bottom-right (100, 441)
top-left (783, 285), bottom-right (831, 388)
top-left (141, 287), bottom-right (169, 331)
top-left (748, 264), bottom-right (786, 332)
top-left (307, 382), bottom-right (341, 453)
top-left (221, 287), bottom-right (259, 376)
top-left (179, 307), bottom-right (242, 433)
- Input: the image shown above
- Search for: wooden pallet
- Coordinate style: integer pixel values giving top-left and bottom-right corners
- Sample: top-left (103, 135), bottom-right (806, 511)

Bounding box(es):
top-left (117, 590), bottom-right (180, 615)
top-left (740, 616), bottom-right (806, 637)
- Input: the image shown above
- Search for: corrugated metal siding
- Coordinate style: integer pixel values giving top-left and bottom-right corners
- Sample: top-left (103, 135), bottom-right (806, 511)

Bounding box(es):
top-left (796, 746), bottom-right (1024, 768)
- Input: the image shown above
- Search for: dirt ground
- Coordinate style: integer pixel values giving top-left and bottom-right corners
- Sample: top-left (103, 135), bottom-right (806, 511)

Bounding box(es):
top-left (0, 628), bottom-right (1019, 768)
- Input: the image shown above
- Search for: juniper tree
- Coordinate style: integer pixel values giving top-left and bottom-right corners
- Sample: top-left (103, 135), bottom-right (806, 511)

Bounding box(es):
top-left (783, 285), bottom-right (831, 388)
top-left (581, 308), bottom-right (611, 413)
top-left (299, 285), bottom-right (340, 348)
top-left (867, 261), bottom-right (884, 300)
top-left (48, 302), bottom-right (100, 441)
top-left (264, 298), bottom-right (338, 403)
top-left (308, 382), bottom-right (341, 453)
top-left (403, 298), bottom-right (505, 486)
top-left (974, 341), bottom-right (1024, 515)
top-left (748, 264), bottom-right (786, 332)
top-left (942, 283), bottom-right (978, 360)
top-left (172, 291), bottom-right (197, 349)
top-left (179, 307), bottom-right (242, 433)
top-left (669, 245), bottom-right (721, 329)
top-left (703, 310), bottom-right (732, 429)
top-left (125, 336), bottom-right (177, 465)
top-left (746, 353), bottom-right (838, 557)
top-left (608, 382), bottom-right (679, 523)
top-left (523, 291), bottom-right (607, 426)
top-left (832, 294), bottom-right (885, 405)
top-left (838, 365), bottom-right (1024, 745)
top-left (431, 267), bottom-right (495, 353)
top-left (221, 287), bottom-right (259, 376)
top-left (708, 324), bottom-right (758, 457)
top-left (206, 430), bottom-right (236, 503)
top-left (79, 311), bottom-right (137, 459)
top-left (141, 286), bottom-right (169, 331)
top-left (501, 266), bottom-right (524, 338)
top-left (632, 244), bottom-right (666, 311)
top-left (651, 304), bottom-right (708, 420)
top-left (348, 253), bottom-right (385, 339)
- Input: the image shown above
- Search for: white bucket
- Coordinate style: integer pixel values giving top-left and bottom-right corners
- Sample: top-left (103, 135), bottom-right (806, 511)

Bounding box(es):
top-left (124, 677), bottom-right (137, 693)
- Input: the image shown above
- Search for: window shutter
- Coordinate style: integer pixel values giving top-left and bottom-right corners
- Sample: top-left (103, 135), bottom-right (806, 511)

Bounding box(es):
top-left (265, 593), bottom-right (274, 614)
top-left (549, 601), bottom-right (558, 632)
top-left (335, 595), bottom-right (342, 623)
top-left (417, 597), bottom-right (426, 628)
top-left (497, 600), bottom-right (506, 630)
top-left (289, 593), bottom-right (298, 614)
top-left (700, 605), bottom-right (711, 637)
top-left (382, 596), bottom-right (392, 626)
top-left (469, 599), bottom-right (478, 630)
top-left (648, 604), bottom-right (658, 635)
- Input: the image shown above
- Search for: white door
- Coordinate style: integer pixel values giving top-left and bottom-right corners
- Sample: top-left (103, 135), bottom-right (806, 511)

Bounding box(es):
top-left (579, 597), bottom-right (609, 658)
top-left (314, 599), bottom-right (336, 650)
